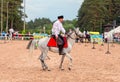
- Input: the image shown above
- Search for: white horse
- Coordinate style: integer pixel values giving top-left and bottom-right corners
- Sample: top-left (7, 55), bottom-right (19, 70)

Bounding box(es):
top-left (27, 28), bottom-right (81, 71)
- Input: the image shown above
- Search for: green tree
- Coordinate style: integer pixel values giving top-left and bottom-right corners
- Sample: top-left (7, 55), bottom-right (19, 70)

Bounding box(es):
top-left (0, 0), bottom-right (24, 32)
top-left (27, 18), bottom-right (76, 34)
top-left (27, 17), bottom-right (52, 34)
top-left (77, 0), bottom-right (120, 32)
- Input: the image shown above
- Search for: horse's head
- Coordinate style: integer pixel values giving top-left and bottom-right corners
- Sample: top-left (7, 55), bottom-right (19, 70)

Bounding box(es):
top-left (73, 28), bottom-right (81, 36)
top-left (67, 28), bottom-right (81, 40)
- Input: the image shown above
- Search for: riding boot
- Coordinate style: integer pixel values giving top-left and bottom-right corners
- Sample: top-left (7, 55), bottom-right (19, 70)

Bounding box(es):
top-left (57, 35), bottom-right (65, 55)
top-left (58, 45), bottom-right (65, 55)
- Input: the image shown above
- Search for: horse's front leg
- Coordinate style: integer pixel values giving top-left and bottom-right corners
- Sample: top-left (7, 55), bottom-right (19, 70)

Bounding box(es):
top-left (66, 53), bottom-right (72, 70)
top-left (59, 55), bottom-right (65, 70)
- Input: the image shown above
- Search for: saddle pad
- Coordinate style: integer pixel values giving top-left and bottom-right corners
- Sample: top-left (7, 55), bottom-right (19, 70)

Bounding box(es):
top-left (47, 37), bottom-right (68, 48)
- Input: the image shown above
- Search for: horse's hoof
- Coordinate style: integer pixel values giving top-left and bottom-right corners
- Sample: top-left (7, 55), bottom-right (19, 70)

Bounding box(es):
top-left (61, 68), bottom-right (64, 71)
top-left (61, 68), bottom-right (64, 70)
top-left (47, 69), bottom-right (51, 71)
top-left (68, 67), bottom-right (71, 71)
top-left (43, 67), bottom-right (47, 71)
top-left (59, 67), bottom-right (64, 70)
top-left (43, 69), bottom-right (46, 71)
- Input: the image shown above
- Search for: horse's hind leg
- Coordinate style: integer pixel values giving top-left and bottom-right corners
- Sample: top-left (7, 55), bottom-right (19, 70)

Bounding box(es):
top-left (66, 53), bottom-right (72, 70)
top-left (59, 55), bottom-right (65, 70)
top-left (40, 50), bottom-right (50, 71)
top-left (39, 53), bottom-right (46, 70)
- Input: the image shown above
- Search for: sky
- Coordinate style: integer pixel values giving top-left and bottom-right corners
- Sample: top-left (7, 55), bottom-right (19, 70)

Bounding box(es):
top-left (25, 0), bottom-right (84, 22)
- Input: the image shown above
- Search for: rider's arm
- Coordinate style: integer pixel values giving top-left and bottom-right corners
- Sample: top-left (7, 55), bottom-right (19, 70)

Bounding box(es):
top-left (52, 23), bottom-right (59, 38)
top-left (60, 24), bottom-right (66, 34)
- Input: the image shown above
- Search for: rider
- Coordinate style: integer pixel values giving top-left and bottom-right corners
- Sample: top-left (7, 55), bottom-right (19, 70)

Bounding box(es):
top-left (52, 15), bottom-right (66, 55)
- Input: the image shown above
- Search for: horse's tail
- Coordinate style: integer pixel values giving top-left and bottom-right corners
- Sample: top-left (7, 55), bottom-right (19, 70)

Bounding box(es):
top-left (27, 40), bottom-right (37, 55)
top-left (26, 40), bottom-right (33, 49)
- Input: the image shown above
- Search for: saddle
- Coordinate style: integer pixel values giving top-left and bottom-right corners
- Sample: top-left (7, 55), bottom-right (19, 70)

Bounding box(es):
top-left (47, 36), bottom-right (68, 48)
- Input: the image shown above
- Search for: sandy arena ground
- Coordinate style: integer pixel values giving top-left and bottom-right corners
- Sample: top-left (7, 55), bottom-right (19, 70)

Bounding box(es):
top-left (0, 40), bottom-right (120, 82)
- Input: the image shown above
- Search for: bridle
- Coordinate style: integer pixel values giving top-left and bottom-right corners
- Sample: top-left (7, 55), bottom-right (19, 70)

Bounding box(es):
top-left (66, 30), bottom-right (80, 40)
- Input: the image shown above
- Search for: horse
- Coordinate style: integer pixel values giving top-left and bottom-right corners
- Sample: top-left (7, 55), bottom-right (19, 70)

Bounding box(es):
top-left (27, 28), bottom-right (81, 71)
top-left (80, 33), bottom-right (91, 43)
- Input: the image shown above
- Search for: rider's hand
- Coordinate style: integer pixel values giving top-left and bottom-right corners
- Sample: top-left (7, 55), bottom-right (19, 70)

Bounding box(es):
top-left (56, 36), bottom-right (58, 39)
top-left (61, 34), bottom-right (65, 37)
top-left (56, 36), bottom-right (58, 46)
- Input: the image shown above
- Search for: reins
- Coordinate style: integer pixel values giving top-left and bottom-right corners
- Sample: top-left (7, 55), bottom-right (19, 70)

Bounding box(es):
top-left (66, 31), bottom-right (79, 40)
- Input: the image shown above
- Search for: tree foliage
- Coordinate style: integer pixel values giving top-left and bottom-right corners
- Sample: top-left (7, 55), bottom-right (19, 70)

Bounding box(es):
top-left (77, 0), bottom-right (120, 32)
top-left (27, 18), bottom-right (76, 34)
top-left (0, 0), bottom-right (24, 32)
top-left (27, 18), bottom-right (52, 34)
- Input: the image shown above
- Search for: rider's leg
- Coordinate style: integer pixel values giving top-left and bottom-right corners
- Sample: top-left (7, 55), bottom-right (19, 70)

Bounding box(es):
top-left (58, 35), bottom-right (65, 55)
